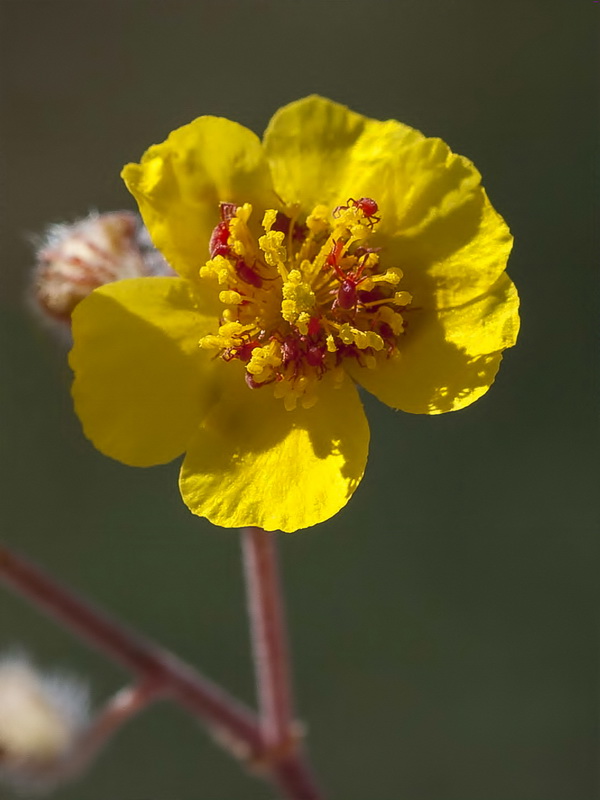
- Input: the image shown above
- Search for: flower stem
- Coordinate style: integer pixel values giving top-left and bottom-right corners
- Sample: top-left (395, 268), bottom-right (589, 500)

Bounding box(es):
top-left (242, 527), bottom-right (323, 800)
top-left (0, 543), bottom-right (262, 758)
top-left (242, 527), bottom-right (294, 747)
top-left (0, 542), bottom-right (325, 799)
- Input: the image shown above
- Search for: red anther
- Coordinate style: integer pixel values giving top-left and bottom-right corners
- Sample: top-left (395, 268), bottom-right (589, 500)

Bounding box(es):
top-left (337, 280), bottom-right (358, 310)
top-left (209, 221), bottom-right (231, 258)
top-left (307, 316), bottom-right (321, 337)
top-left (235, 260), bottom-right (263, 288)
top-left (219, 202), bottom-right (238, 220)
top-left (306, 344), bottom-right (325, 368)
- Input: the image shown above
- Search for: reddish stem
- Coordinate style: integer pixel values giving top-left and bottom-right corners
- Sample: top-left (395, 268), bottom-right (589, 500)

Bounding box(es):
top-left (0, 542), bottom-right (325, 799)
top-left (0, 544), bottom-right (261, 757)
top-left (272, 753), bottom-right (324, 800)
top-left (242, 526), bottom-right (294, 747)
top-left (243, 528), bottom-right (324, 800)
top-left (36, 679), bottom-right (164, 787)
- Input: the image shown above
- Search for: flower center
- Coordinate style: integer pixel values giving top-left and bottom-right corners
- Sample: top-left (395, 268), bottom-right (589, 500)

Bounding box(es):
top-left (198, 197), bottom-right (412, 410)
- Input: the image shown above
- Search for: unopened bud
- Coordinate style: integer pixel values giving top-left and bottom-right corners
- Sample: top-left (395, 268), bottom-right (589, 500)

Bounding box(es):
top-left (0, 655), bottom-right (89, 788)
top-left (32, 211), bottom-right (173, 324)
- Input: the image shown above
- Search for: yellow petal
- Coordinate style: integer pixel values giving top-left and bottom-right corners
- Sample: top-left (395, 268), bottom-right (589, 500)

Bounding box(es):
top-left (122, 117), bottom-right (279, 281)
top-left (264, 96), bottom-right (511, 309)
top-left (179, 366), bottom-right (369, 532)
top-left (348, 274), bottom-right (520, 414)
top-left (263, 95), bottom-right (422, 213)
top-left (354, 142), bottom-right (513, 309)
top-left (70, 277), bottom-right (221, 466)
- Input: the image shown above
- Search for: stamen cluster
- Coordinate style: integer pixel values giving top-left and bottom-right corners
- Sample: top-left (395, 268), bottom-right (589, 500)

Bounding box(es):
top-left (199, 197), bottom-right (412, 410)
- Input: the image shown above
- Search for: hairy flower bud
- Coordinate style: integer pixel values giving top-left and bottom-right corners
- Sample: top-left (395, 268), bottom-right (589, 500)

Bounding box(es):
top-left (0, 655), bottom-right (89, 788)
top-left (32, 211), bottom-right (173, 324)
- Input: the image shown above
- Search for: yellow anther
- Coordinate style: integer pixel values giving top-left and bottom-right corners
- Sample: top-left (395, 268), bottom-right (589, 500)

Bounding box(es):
top-left (332, 207), bottom-right (372, 241)
top-left (352, 329), bottom-right (370, 349)
top-left (338, 324), bottom-right (384, 350)
top-left (364, 331), bottom-right (384, 350)
top-left (235, 203), bottom-right (252, 223)
top-left (218, 321), bottom-right (251, 340)
top-left (262, 209), bottom-right (277, 232)
top-left (196, 192), bottom-right (409, 408)
top-left (246, 341), bottom-right (282, 382)
top-left (200, 256), bottom-right (232, 285)
top-left (371, 268), bottom-right (402, 286)
top-left (231, 239), bottom-right (246, 258)
top-left (296, 312), bottom-right (311, 335)
top-left (297, 257), bottom-right (320, 284)
top-left (350, 223), bottom-right (371, 241)
top-left (228, 204), bottom-right (254, 260)
top-left (198, 335), bottom-right (223, 350)
top-left (338, 323), bottom-right (354, 345)
top-left (281, 299), bottom-right (295, 321)
top-left (199, 320), bottom-right (253, 351)
top-left (394, 290), bottom-right (413, 305)
top-left (301, 392), bottom-right (319, 409)
top-left (281, 270), bottom-right (315, 327)
top-left (377, 305), bottom-right (405, 334)
top-left (199, 320), bottom-right (256, 350)
top-left (259, 230), bottom-right (287, 267)
top-left (332, 206), bottom-right (360, 231)
top-left (219, 290), bottom-right (243, 305)
top-left (284, 392), bottom-right (299, 412)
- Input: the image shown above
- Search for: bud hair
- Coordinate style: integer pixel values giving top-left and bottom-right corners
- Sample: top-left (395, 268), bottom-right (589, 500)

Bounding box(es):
top-left (31, 211), bottom-right (173, 325)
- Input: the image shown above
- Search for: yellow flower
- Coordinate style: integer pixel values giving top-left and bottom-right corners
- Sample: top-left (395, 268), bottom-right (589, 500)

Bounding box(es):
top-left (69, 96), bottom-right (519, 533)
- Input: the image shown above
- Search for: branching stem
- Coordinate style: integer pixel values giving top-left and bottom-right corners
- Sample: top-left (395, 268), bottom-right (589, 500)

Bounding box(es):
top-left (0, 543), bottom-right (324, 799)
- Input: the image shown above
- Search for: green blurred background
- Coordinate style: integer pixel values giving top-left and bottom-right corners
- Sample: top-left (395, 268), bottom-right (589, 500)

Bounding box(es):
top-left (0, 1), bottom-right (596, 798)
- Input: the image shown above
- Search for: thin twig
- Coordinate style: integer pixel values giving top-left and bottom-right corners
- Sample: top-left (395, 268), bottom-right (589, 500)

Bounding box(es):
top-left (35, 679), bottom-right (164, 788)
